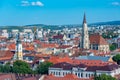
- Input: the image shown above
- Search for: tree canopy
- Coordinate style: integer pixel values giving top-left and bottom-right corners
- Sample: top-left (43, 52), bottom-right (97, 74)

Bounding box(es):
top-left (112, 54), bottom-right (120, 64)
top-left (0, 63), bottom-right (12, 73)
top-left (12, 60), bottom-right (33, 74)
top-left (36, 61), bottom-right (53, 74)
top-left (109, 43), bottom-right (117, 51)
top-left (0, 60), bottom-right (53, 74)
top-left (94, 74), bottom-right (116, 80)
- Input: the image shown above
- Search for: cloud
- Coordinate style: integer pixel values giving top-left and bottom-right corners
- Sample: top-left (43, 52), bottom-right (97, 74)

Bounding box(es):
top-left (21, 1), bottom-right (30, 6)
top-left (21, 0), bottom-right (44, 7)
top-left (111, 2), bottom-right (120, 6)
top-left (31, 1), bottom-right (44, 6)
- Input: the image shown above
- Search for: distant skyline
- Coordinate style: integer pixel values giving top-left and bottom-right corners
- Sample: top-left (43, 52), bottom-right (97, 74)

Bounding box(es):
top-left (0, 0), bottom-right (120, 26)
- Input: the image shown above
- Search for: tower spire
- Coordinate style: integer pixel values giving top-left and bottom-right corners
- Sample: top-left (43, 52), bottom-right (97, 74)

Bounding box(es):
top-left (13, 33), bottom-right (23, 60)
top-left (81, 13), bottom-right (89, 49)
top-left (83, 12), bottom-right (87, 23)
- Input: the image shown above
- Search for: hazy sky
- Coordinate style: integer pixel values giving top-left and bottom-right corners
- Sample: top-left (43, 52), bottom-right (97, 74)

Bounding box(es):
top-left (0, 0), bottom-right (120, 26)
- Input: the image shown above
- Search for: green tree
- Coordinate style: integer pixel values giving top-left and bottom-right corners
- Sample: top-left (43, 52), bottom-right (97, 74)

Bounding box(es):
top-left (0, 65), bottom-right (4, 72)
top-left (112, 54), bottom-right (120, 64)
top-left (12, 60), bottom-right (33, 74)
top-left (0, 62), bottom-right (12, 73)
top-left (110, 44), bottom-right (116, 51)
top-left (94, 74), bottom-right (116, 80)
top-left (36, 61), bottom-right (53, 74)
top-left (2, 64), bottom-right (12, 73)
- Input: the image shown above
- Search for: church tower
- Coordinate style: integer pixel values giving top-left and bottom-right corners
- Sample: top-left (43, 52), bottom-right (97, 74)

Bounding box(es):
top-left (81, 13), bottom-right (89, 49)
top-left (13, 33), bottom-right (23, 60)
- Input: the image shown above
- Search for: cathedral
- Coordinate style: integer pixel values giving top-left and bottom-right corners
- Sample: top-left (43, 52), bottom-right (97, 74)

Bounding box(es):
top-left (81, 13), bottom-right (109, 53)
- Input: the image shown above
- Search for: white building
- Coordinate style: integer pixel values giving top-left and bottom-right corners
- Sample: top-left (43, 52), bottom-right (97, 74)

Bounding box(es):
top-left (49, 62), bottom-right (120, 79)
top-left (2, 30), bottom-right (9, 38)
top-left (37, 30), bottom-right (43, 38)
top-left (24, 29), bottom-right (32, 33)
top-left (11, 29), bottom-right (19, 38)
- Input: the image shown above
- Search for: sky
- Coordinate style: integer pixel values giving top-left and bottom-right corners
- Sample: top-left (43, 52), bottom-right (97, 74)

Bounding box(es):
top-left (0, 0), bottom-right (120, 26)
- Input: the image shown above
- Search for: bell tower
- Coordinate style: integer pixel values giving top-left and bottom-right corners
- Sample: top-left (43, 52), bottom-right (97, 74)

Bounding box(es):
top-left (13, 33), bottom-right (23, 60)
top-left (81, 13), bottom-right (89, 49)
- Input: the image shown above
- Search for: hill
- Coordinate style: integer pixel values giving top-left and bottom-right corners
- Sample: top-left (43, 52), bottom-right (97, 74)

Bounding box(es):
top-left (91, 21), bottom-right (120, 25)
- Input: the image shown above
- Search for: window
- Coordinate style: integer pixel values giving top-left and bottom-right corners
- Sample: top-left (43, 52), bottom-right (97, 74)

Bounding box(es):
top-left (59, 72), bottom-right (60, 75)
top-left (78, 73), bottom-right (80, 77)
top-left (56, 72), bottom-right (58, 75)
top-left (63, 72), bottom-right (64, 76)
top-left (81, 73), bottom-right (83, 77)
top-left (75, 73), bottom-right (77, 76)
top-left (86, 74), bottom-right (87, 77)
top-left (89, 74), bottom-right (91, 77)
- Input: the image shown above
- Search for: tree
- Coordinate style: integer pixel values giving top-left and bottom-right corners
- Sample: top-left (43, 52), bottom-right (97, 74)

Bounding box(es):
top-left (12, 60), bottom-right (33, 74)
top-left (0, 65), bottom-right (4, 72)
top-left (2, 64), bottom-right (12, 73)
top-left (110, 44), bottom-right (116, 51)
top-left (0, 63), bottom-right (12, 73)
top-left (36, 61), bottom-right (53, 74)
top-left (112, 54), bottom-right (120, 64)
top-left (94, 74), bottom-right (116, 80)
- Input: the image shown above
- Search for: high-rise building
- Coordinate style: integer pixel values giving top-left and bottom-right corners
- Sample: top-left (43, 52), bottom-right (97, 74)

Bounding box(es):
top-left (81, 13), bottom-right (90, 49)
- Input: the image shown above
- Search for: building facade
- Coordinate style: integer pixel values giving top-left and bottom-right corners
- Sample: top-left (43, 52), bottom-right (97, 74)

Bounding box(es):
top-left (89, 34), bottom-right (109, 53)
top-left (49, 62), bottom-right (120, 79)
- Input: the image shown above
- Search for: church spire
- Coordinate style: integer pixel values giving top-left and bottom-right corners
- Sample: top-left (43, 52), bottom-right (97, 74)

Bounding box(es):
top-left (81, 13), bottom-right (89, 49)
top-left (83, 12), bottom-right (87, 23)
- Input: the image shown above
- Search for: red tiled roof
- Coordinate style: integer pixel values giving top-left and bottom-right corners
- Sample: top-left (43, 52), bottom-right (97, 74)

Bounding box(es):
top-left (56, 45), bottom-right (72, 49)
top-left (7, 43), bottom-right (15, 50)
top-left (0, 74), bottom-right (16, 80)
top-left (89, 34), bottom-right (108, 45)
top-left (0, 51), bottom-right (14, 61)
top-left (33, 40), bottom-right (41, 44)
top-left (48, 56), bottom-right (111, 67)
top-left (44, 74), bottom-right (92, 80)
top-left (73, 59), bottom-right (108, 66)
top-left (64, 74), bottom-right (78, 78)
top-left (23, 77), bottom-right (37, 80)
top-left (40, 43), bottom-right (59, 48)
top-left (25, 46), bottom-right (34, 51)
top-left (7, 42), bottom-right (35, 51)
top-left (53, 35), bottom-right (64, 39)
top-left (48, 56), bottom-right (73, 64)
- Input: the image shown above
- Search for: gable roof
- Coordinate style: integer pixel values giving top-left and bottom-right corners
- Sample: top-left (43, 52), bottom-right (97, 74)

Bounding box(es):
top-left (0, 51), bottom-right (14, 61)
top-left (86, 63), bottom-right (119, 71)
top-left (50, 62), bottom-right (119, 72)
top-left (89, 34), bottom-right (108, 45)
